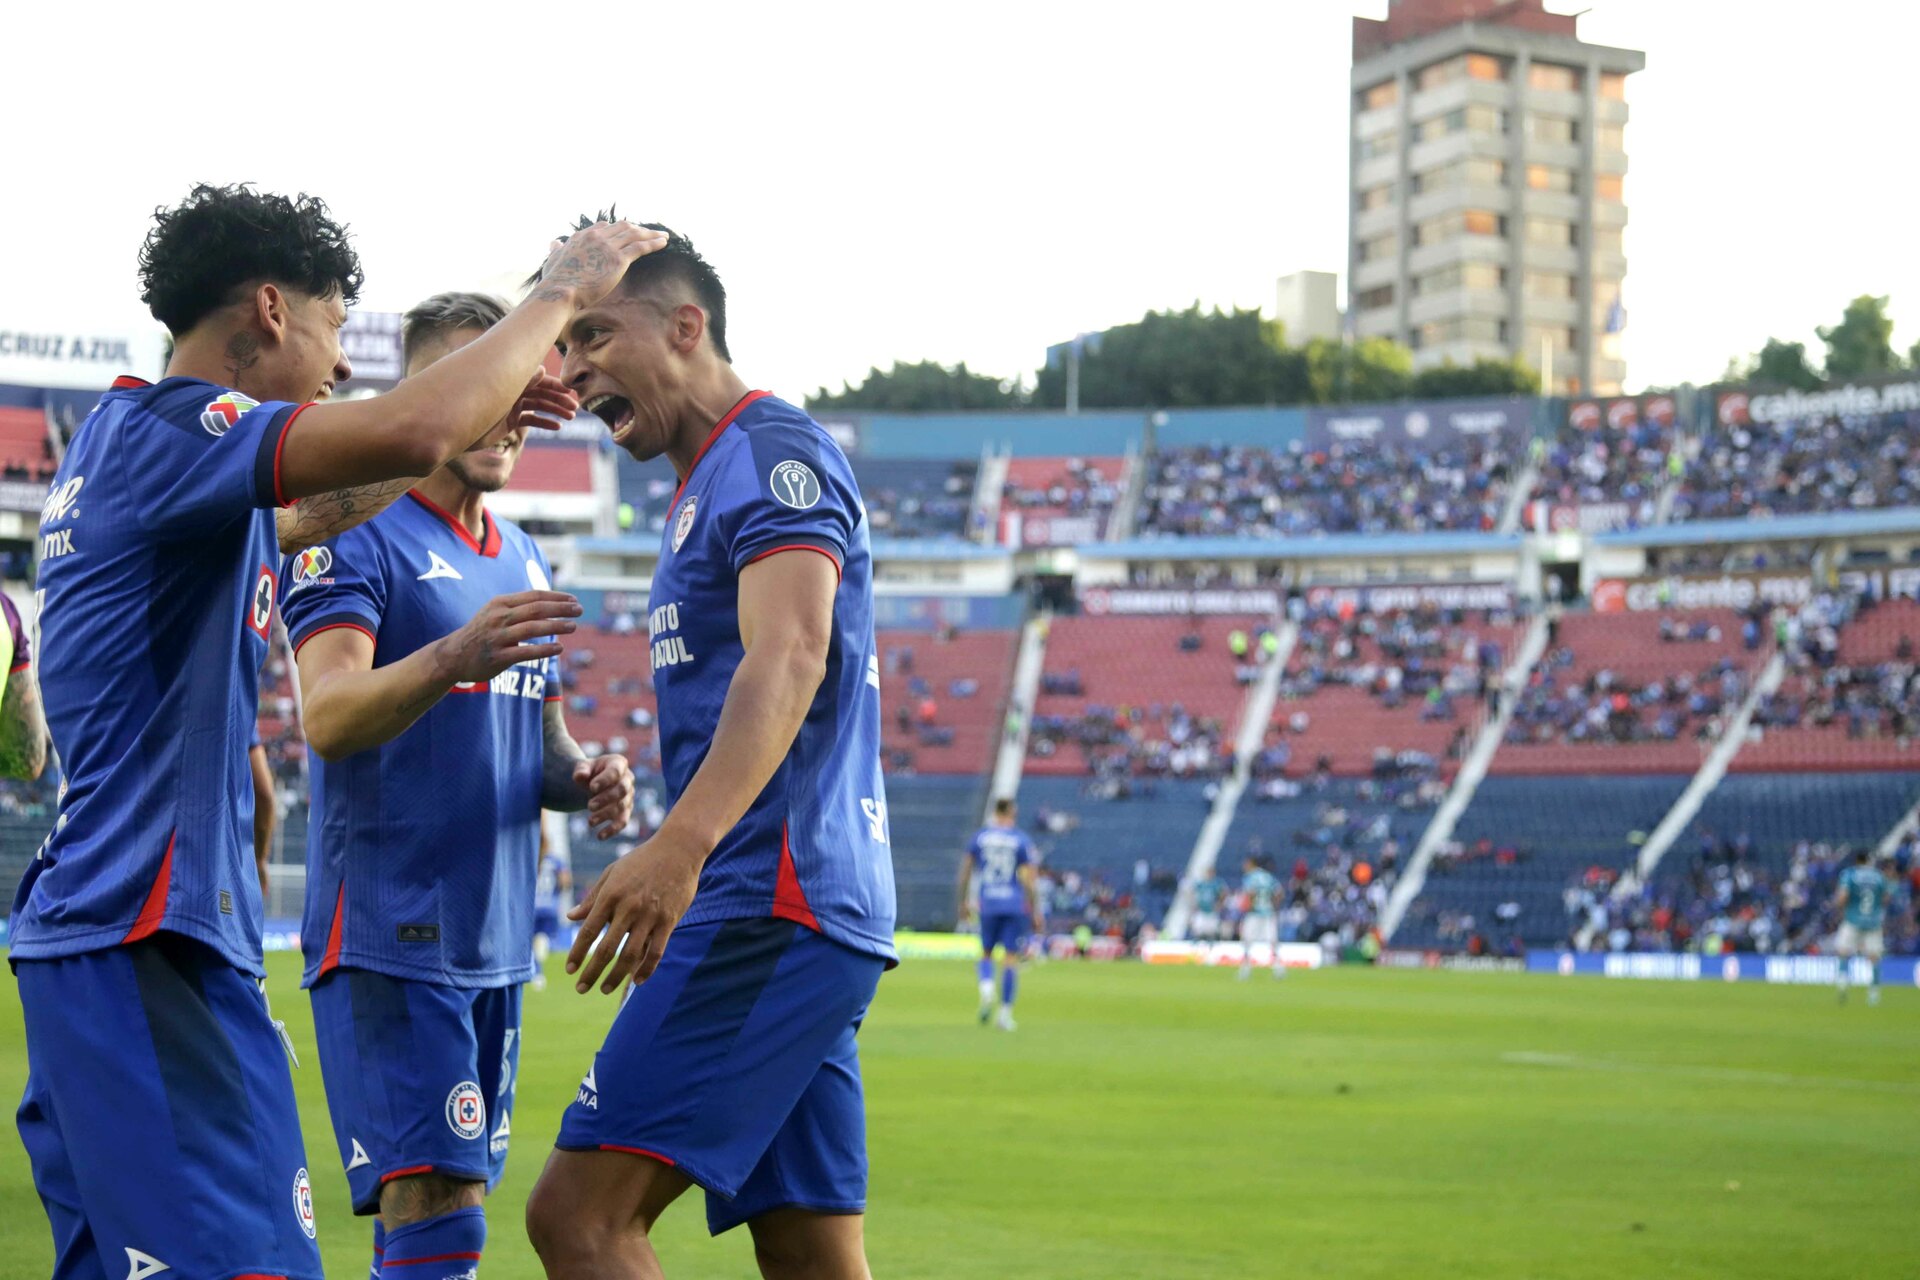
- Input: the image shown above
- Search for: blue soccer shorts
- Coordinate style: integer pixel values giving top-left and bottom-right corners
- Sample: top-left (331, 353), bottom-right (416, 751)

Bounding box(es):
top-left (555, 917), bottom-right (885, 1235)
top-left (14, 934), bottom-right (325, 1280)
top-left (980, 911), bottom-right (1030, 956)
top-left (308, 968), bottom-right (522, 1214)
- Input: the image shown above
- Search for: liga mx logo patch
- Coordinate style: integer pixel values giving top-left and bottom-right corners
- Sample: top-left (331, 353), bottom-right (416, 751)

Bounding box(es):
top-left (290, 546), bottom-right (333, 591)
top-left (770, 460), bottom-right (821, 510)
top-left (672, 495), bottom-right (698, 552)
top-left (446, 1081), bottom-right (486, 1140)
top-left (200, 392), bottom-right (259, 437)
top-left (293, 1167), bottom-right (317, 1239)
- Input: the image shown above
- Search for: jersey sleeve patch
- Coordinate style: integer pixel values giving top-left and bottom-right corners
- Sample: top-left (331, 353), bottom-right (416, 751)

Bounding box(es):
top-left (727, 420), bottom-right (859, 577)
top-left (280, 525), bottom-right (387, 651)
top-left (132, 379), bottom-right (304, 529)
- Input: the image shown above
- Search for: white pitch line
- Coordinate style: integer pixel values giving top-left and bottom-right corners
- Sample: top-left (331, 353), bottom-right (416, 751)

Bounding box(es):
top-left (1500, 1052), bottom-right (1920, 1095)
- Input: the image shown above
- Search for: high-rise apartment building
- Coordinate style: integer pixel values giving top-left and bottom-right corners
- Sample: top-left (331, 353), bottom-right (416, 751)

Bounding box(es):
top-left (1348, 1), bottom-right (1644, 394)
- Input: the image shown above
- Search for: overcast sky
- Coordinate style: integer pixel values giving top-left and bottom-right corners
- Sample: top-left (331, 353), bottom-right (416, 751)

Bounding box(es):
top-left (5, 1), bottom-right (1915, 399)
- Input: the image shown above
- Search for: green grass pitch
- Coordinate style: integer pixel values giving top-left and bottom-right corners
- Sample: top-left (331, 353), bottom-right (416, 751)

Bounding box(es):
top-left (2, 955), bottom-right (1917, 1278)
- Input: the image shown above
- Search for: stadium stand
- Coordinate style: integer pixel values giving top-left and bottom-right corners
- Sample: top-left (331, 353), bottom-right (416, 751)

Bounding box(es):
top-left (1025, 614), bottom-right (1263, 778)
top-left (509, 442), bottom-right (594, 493)
top-left (878, 628), bottom-right (1018, 775)
top-left (1528, 406), bottom-right (1673, 525)
top-left (0, 406), bottom-right (54, 482)
top-left (1016, 775), bottom-right (1205, 936)
top-left (1672, 405), bottom-right (1920, 521)
top-left (1000, 456), bottom-right (1125, 538)
top-left (886, 774), bottom-right (989, 931)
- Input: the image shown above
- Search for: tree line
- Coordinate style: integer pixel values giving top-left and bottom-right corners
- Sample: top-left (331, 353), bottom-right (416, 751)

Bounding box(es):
top-left (807, 305), bottom-right (1537, 412)
top-left (1722, 295), bottom-right (1920, 392)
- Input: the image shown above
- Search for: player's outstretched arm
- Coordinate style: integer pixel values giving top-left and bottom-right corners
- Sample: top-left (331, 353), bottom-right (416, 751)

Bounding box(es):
top-left (1020, 862), bottom-right (1044, 933)
top-left (566, 551), bottom-right (837, 995)
top-left (956, 855), bottom-right (976, 926)
top-left (296, 590), bottom-right (581, 760)
top-left (273, 223), bottom-right (666, 523)
top-left (540, 699), bottom-right (635, 836)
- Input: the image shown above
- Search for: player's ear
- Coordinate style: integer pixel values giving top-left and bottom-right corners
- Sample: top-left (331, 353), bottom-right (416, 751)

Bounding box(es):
top-left (256, 283), bottom-right (289, 345)
top-left (671, 302), bottom-right (706, 356)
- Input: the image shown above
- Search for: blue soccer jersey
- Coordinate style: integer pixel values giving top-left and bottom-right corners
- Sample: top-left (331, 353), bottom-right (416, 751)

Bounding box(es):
top-left (968, 825), bottom-right (1034, 914)
top-left (13, 375), bottom-right (303, 975)
top-left (647, 391), bottom-right (896, 961)
top-left (280, 492), bottom-right (557, 987)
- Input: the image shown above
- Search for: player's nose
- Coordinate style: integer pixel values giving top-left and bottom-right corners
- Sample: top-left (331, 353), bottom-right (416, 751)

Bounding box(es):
top-left (560, 348), bottom-right (588, 392)
top-left (334, 347), bottom-right (354, 385)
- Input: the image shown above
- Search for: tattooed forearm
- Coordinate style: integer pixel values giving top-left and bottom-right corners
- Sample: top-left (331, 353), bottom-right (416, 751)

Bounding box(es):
top-left (277, 477), bottom-right (416, 553)
top-left (0, 673), bottom-right (48, 781)
top-left (540, 698), bottom-right (589, 810)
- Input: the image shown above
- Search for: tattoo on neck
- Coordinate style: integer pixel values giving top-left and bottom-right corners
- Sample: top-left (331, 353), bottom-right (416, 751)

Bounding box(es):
top-left (224, 330), bottom-right (261, 383)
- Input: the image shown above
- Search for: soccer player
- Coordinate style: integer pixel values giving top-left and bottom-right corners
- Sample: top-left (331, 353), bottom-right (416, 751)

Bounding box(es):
top-left (11, 183), bottom-right (660, 1280)
top-left (1188, 868), bottom-right (1226, 942)
top-left (957, 797), bottom-right (1044, 1030)
top-left (533, 829), bottom-right (575, 990)
top-left (522, 220), bottom-right (896, 1280)
top-left (282, 290), bottom-right (638, 1280)
top-left (0, 591), bottom-right (48, 781)
top-left (1238, 855), bottom-right (1283, 980)
top-left (1833, 848), bottom-right (1889, 1006)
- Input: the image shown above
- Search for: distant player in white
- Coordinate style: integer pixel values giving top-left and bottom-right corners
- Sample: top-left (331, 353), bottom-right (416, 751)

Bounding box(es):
top-left (1237, 856), bottom-right (1284, 981)
top-left (1832, 849), bottom-right (1889, 1006)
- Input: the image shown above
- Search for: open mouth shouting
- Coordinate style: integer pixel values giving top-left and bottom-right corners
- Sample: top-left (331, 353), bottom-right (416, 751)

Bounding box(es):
top-left (585, 393), bottom-right (636, 444)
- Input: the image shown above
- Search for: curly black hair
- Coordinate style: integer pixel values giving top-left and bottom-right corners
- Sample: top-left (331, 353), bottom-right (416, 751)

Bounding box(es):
top-left (139, 183), bottom-right (364, 334)
top-left (535, 209), bottom-right (731, 362)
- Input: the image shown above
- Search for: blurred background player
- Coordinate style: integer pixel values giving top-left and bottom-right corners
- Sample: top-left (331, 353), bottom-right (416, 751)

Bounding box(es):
top-left (1833, 849), bottom-right (1889, 1006)
top-left (532, 825), bottom-right (573, 990)
top-left (281, 291), bottom-right (637, 1280)
top-left (251, 726), bottom-right (276, 905)
top-left (0, 591), bottom-right (48, 782)
top-left (1238, 856), bottom-right (1283, 981)
top-left (1188, 869), bottom-right (1226, 943)
top-left (525, 220), bottom-right (896, 1280)
top-left (957, 797), bottom-right (1043, 1030)
top-left (11, 182), bottom-right (658, 1280)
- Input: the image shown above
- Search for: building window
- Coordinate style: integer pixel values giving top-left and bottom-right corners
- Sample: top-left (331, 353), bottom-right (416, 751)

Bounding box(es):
top-left (1416, 262), bottom-right (1506, 295)
top-left (1356, 285), bottom-right (1395, 311)
top-left (1595, 173), bottom-right (1625, 201)
top-left (1419, 316), bottom-right (1508, 348)
top-left (1414, 105), bottom-right (1507, 144)
top-left (1358, 232), bottom-right (1399, 263)
top-left (1417, 52), bottom-right (1508, 90)
top-left (1524, 270), bottom-right (1575, 299)
top-left (1414, 210), bottom-right (1506, 246)
top-left (1597, 123), bottom-right (1625, 152)
top-left (1526, 164), bottom-right (1577, 193)
top-left (1524, 216), bottom-right (1576, 248)
top-left (1527, 115), bottom-right (1579, 145)
top-left (1528, 62), bottom-right (1582, 92)
top-left (1360, 130), bottom-right (1399, 161)
top-left (1599, 71), bottom-right (1628, 101)
top-left (1411, 157), bottom-right (1506, 193)
top-left (1363, 80), bottom-right (1398, 111)
top-left (1358, 183), bottom-right (1395, 211)
top-left (1593, 226), bottom-right (1624, 255)
top-left (1466, 53), bottom-right (1506, 81)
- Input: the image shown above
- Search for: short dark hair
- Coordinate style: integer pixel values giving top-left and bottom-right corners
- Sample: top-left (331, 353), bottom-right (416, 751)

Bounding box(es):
top-left (402, 291), bottom-right (509, 368)
top-left (994, 797), bottom-right (1016, 818)
top-left (539, 210), bottom-right (731, 361)
top-left (139, 183), bottom-right (363, 335)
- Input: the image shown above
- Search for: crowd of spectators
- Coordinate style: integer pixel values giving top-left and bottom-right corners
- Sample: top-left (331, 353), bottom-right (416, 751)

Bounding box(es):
top-left (1672, 409), bottom-right (1920, 522)
top-left (1001, 457), bottom-right (1123, 533)
top-left (1530, 415), bottom-right (1676, 527)
top-left (863, 461), bottom-right (980, 540)
top-left (1280, 603), bottom-right (1511, 727)
top-left (881, 631), bottom-right (985, 774)
top-left (1137, 439), bottom-right (1514, 539)
top-left (1503, 626), bottom-right (1749, 749)
top-left (1566, 834), bottom-right (1919, 956)
top-left (1753, 590), bottom-right (1919, 744)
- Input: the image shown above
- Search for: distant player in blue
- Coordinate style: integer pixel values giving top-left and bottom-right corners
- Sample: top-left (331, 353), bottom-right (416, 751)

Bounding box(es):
top-left (523, 219), bottom-right (896, 1279)
top-left (1239, 856), bottom-right (1284, 981)
top-left (533, 834), bottom-right (574, 991)
top-left (1832, 849), bottom-right (1890, 1006)
top-left (10, 184), bottom-right (660, 1280)
top-left (957, 797), bottom-right (1043, 1030)
top-left (1188, 871), bottom-right (1227, 941)
top-left (250, 724), bottom-right (277, 906)
top-left (282, 292), bottom-right (637, 1280)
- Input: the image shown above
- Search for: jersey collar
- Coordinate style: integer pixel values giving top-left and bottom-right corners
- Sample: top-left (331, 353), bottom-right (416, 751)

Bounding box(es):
top-left (670, 389), bottom-right (773, 509)
top-left (406, 490), bottom-right (502, 557)
top-left (110, 375), bottom-right (151, 390)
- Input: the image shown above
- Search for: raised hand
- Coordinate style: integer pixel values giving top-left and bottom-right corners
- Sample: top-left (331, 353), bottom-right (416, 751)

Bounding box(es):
top-left (513, 368), bottom-right (580, 433)
top-left (534, 221), bottom-right (670, 312)
top-left (573, 753), bottom-right (635, 839)
top-left (433, 590), bottom-right (581, 686)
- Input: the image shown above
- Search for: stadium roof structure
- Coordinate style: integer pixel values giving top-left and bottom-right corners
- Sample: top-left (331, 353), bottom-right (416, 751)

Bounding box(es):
top-left (1594, 508), bottom-right (1920, 548)
top-left (1094, 531), bottom-right (1523, 560)
top-left (574, 535), bottom-right (1009, 561)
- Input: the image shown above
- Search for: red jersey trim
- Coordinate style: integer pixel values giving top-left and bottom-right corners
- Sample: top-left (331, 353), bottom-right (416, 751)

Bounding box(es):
top-left (231, 1274), bottom-right (290, 1280)
top-left (318, 883), bottom-right (346, 976)
top-left (669, 389), bottom-right (773, 509)
top-left (599, 1144), bottom-right (677, 1167)
top-left (293, 621), bottom-right (377, 656)
top-left (406, 491), bottom-right (501, 557)
top-left (743, 543), bottom-right (843, 583)
top-left (382, 1254), bottom-right (483, 1268)
top-left (121, 831), bottom-right (177, 944)
top-left (111, 374), bottom-right (151, 390)
top-left (382, 1165), bottom-right (436, 1183)
top-left (272, 402), bottom-right (315, 508)
top-left (771, 822), bottom-right (821, 931)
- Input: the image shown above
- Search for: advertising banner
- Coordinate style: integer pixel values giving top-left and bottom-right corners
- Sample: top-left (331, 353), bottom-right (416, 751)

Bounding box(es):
top-left (1716, 376), bottom-right (1920, 429)
top-left (1302, 580), bottom-right (1513, 615)
top-left (1306, 396), bottom-right (1529, 450)
top-left (339, 311), bottom-right (405, 391)
top-left (0, 325), bottom-right (165, 390)
top-left (1377, 949), bottom-right (1525, 972)
top-left (1524, 500), bottom-right (1635, 534)
top-left (1591, 567), bottom-right (1920, 614)
top-left (1141, 940), bottom-right (1326, 969)
top-left (1079, 586), bottom-right (1282, 617)
top-left (1565, 393), bottom-right (1678, 434)
top-left (1526, 950), bottom-right (1919, 987)
top-left (1003, 511), bottom-right (1103, 549)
